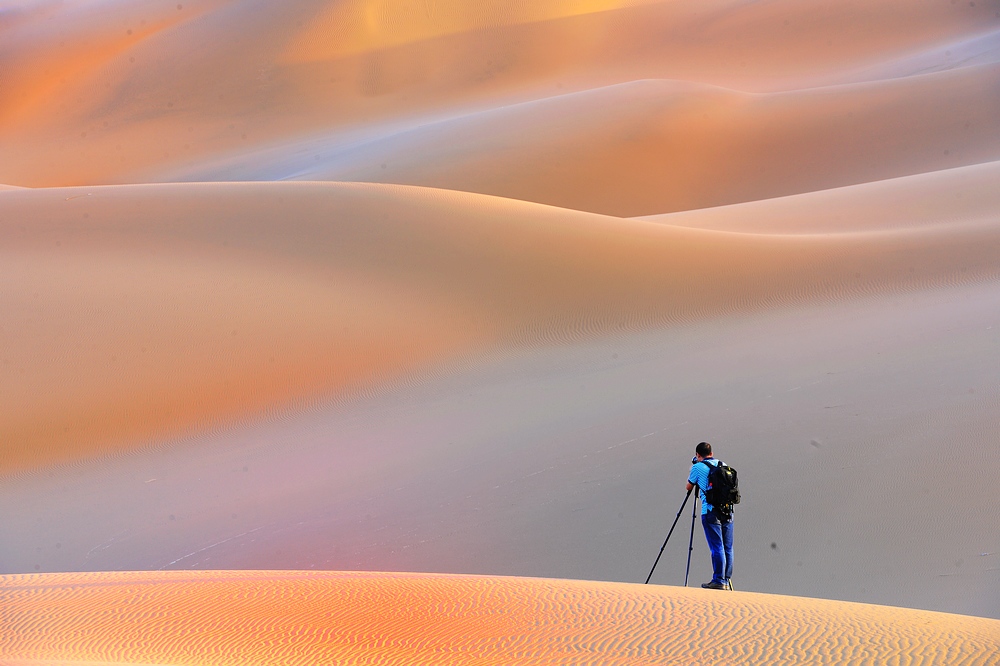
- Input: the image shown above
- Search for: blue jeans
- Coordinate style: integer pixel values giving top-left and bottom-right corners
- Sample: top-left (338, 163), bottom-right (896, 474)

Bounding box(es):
top-left (702, 510), bottom-right (734, 584)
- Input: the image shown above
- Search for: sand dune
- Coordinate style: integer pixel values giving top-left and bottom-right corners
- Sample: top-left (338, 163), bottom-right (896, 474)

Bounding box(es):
top-left (3, 278), bottom-right (999, 617)
top-left (3, 178), bottom-right (999, 473)
top-left (839, 27), bottom-right (1000, 82)
top-left (217, 64), bottom-right (1000, 216)
top-left (1, 0), bottom-right (997, 189)
top-left (282, 0), bottom-right (669, 63)
top-left (640, 159), bottom-right (1000, 233)
top-left (3, 571), bottom-right (999, 665)
top-left (3, 0), bottom-right (1000, 657)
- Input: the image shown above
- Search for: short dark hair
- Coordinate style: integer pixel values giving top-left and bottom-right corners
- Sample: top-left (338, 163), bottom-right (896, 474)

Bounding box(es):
top-left (696, 441), bottom-right (712, 457)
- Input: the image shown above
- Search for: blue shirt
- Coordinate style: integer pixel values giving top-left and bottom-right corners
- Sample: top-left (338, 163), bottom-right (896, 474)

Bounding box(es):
top-left (688, 458), bottom-right (724, 515)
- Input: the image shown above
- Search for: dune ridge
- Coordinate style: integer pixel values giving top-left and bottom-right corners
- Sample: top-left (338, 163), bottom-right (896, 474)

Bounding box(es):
top-left (179, 64), bottom-right (1000, 216)
top-left (640, 159), bottom-right (1000, 234)
top-left (3, 570), bottom-right (999, 665)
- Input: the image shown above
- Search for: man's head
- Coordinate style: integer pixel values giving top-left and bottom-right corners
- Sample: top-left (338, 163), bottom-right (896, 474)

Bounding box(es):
top-left (695, 441), bottom-right (713, 459)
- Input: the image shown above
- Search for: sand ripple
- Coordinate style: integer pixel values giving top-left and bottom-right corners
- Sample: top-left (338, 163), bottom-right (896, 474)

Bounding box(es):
top-left (3, 571), bottom-right (999, 665)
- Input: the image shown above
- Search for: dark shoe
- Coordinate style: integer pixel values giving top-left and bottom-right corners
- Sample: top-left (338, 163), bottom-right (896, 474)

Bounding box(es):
top-left (701, 581), bottom-right (726, 590)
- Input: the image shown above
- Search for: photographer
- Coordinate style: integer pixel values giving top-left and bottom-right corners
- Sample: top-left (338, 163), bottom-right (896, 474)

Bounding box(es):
top-left (686, 441), bottom-right (735, 590)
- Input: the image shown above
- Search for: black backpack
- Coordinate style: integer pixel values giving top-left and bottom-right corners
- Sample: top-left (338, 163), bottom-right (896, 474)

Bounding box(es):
top-left (700, 460), bottom-right (740, 517)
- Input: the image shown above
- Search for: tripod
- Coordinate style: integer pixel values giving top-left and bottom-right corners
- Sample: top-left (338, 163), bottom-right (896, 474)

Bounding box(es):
top-left (644, 486), bottom-right (700, 585)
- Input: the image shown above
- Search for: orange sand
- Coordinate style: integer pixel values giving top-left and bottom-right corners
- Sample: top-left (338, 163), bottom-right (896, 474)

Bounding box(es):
top-left (3, 571), bottom-right (999, 665)
top-left (2, 0), bottom-right (998, 188)
top-left (2, 0), bottom-right (1000, 644)
top-left (270, 66), bottom-right (1000, 216)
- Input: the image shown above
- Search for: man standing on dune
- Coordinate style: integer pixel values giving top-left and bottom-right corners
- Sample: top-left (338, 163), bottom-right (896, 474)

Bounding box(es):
top-left (686, 441), bottom-right (735, 590)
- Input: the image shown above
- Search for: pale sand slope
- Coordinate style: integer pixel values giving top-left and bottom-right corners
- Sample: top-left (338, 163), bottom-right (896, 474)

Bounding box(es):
top-left (3, 281), bottom-right (998, 617)
top-left (185, 64), bottom-right (1000, 216)
top-left (1, 0), bottom-right (997, 188)
top-left (2, 571), bottom-right (998, 665)
top-left (638, 158), bottom-right (1000, 233)
top-left (835, 27), bottom-right (1000, 82)
top-left (2, 172), bottom-right (999, 618)
top-left (2, 170), bottom-right (1000, 474)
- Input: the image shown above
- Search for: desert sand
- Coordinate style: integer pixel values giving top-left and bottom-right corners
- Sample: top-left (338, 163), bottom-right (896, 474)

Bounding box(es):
top-left (2, 0), bottom-right (999, 662)
top-left (4, 570), bottom-right (1000, 665)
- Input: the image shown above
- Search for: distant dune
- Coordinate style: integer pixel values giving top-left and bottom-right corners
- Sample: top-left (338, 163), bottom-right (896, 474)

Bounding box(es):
top-left (2, 0), bottom-right (1000, 661)
top-left (3, 571), bottom-right (999, 665)
top-left (3, 177), bottom-right (998, 473)
top-left (192, 66), bottom-right (1000, 216)
top-left (1, 0), bottom-right (997, 189)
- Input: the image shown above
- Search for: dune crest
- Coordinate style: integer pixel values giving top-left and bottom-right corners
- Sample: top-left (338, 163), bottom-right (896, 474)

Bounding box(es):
top-left (640, 159), bottom-right (1000, 234)
top-left (228, 65), bottom-right (1000, 216)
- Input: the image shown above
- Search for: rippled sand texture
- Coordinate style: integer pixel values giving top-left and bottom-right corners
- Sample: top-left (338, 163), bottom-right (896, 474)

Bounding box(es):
top-left (3, 0), bottom-right (1000, 644)
top-left (4, 571), bottom-right (1000, 665)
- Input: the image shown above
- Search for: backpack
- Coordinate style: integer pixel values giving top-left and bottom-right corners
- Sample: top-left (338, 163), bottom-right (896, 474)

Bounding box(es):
top-left (700, 460), bottom-right (740, 517)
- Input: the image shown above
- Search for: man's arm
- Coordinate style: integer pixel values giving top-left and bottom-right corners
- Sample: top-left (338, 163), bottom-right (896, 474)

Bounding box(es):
top-left (686, 481), bottom-right (694, 492)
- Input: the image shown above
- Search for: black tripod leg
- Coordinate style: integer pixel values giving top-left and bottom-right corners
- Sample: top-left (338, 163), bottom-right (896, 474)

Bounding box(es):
top-left (644, 486), bottom-right (693, 584)
top-left (684, 491), bottom-right (698, 586)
